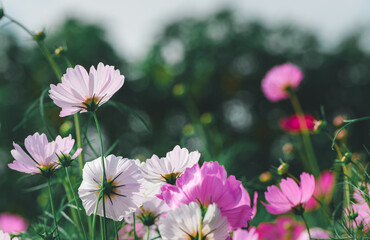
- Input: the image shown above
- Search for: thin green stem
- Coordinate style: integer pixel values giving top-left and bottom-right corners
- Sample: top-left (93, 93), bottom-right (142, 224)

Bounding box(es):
top-left (301, 213), bottom-right (312, 240)
top-left (74, 115), bottom-right (85, 176)
top-left (65, 167), bottom-right (88, 240)
top-left (114, 221), bottom-right (119, 240)
top-left (92, 191), bottom-right (103, 240)
top-left (47, 179), bottom-right (60, 240)
top-left (146, 226), bottom-right (150, 240)
top-left (198, 219), bottom-right (203, 240)
top-left (93, 113), bottom-right (108, 240)
top-left (288, 90), bottom-right (320, 177)
top-left (133, 213), bottom-right (138, 240)
top-left (36, 42), bottom-right (62, 79)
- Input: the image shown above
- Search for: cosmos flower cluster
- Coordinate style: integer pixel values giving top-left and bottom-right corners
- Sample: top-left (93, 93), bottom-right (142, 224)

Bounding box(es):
top-left (5, 62), bottom-right (367, 239)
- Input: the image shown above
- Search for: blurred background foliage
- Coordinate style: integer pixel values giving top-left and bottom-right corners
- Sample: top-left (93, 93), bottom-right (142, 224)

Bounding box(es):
top-left (0, 9), bottom-right (369, 223)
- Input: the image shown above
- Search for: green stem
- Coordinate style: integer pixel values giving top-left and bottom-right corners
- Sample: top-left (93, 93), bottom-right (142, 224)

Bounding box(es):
top-left (65, 167), bottom-right (88, 240)
top-left (47, 179), bottom-right (60, 240)
top-left (92, 192), bottom-right (103, 240)
top-left (288, 90), bottom-right (320, 177)
top-left (93, 113), bottom-right (108, 240)
top-left (301, 213), bottom-right (312, 240)
top-left (198, 218), bottom-right (203, 240)
top-left (114, 221), bottom-right (120, 240)
top-left (146, 226), bottom-right (150, 240)
top-left (36, 42), bottom-right (62, 79)
top-left (74, 115), bottom-right (85, 175)
top-left (61, 181), bottom-right (81, 239)
top-left (133, 213), bottom-right (138, 240)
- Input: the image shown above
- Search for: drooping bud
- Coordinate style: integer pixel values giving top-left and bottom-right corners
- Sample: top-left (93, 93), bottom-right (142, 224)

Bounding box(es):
top-left (33, 31), bottom-right (46, 41)
top-left (277, 162), bottom-right (289, 175)
top-left (341, 152), bottom-right (352, 164)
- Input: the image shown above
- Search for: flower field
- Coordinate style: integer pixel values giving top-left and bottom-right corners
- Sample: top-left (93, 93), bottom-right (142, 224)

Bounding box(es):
top-left (0, 5), bottom-right (369, 240)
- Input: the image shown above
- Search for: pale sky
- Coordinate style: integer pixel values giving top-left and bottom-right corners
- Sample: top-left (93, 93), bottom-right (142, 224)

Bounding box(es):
top-left (2, 0), bottom-right (370, 61)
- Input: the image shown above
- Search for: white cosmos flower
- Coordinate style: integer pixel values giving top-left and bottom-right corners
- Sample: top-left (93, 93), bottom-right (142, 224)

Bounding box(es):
top-left (141, 145), bottom-right (200, 197)
top-left (158, 202), bottom-right (229, 240)
top-left (126, 196), bottom-right (170, 227)
top-left (0, 230), bottom-right (18, 240)
top-left (78, 154), bottom-right (144, 221)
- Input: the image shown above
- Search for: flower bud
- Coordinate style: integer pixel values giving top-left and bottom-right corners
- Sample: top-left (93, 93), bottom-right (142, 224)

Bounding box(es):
top-left (0, 8), bottom-right (4, 20)
top-left (54, 46), bottom-right (66, 57)
top-left (259, 171), bottom-right (272, 182)
top-left (341, 152), bottom-right (352, 164)
top-left (173, 83), bottom-right (186, 97)
top-left (348, 211), bottom-right (358, 220)
top-left (33, 31), bottom-right (46, 41)
top-left (333, 114), bottom-right (346, 127)
top-left (282, 143), bottom-right (294, 155)
top-left (334, 129), bottom-right (347, 140)
top-left (200, 112), bottom-right (213, 125)
top-left (183, 124), bottom-right (195, 136)
top-left (357, 222), bottom-right (364, 231)
top-left (59, 120), bottom-right (73, 136)
top-left (277, 162), bottom-right (289, 175)
top-left (313, 120), bottom-right (326, 133)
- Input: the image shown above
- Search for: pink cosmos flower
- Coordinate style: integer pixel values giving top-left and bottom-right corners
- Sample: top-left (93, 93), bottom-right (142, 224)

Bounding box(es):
top-left (158, 161), bottom-right (256, 230)
top-left (256, 216), bottom-right (304, 240)
top-left (261, 63), bottom-right (303, 102)
top-left (297, 228), bottom-right (331, 240)
top-left (54, 135), bottom-right (82, 159)
top-left (306, 170), bottom-right (335, 211)
top-left (279, 114), bottom-right (317, 134)
top-left (8, 133), bottom-right (58, 176)
top-left (263, 172), bottom-right (315, 214)
top-left (233, 227), bottom-right (259, 240)
top-left (49, 62), bottom-right (125, 117)
top-left (0, 213), bottom-right (28, 234)
top-left (349, 186), bottom-right (370, 231)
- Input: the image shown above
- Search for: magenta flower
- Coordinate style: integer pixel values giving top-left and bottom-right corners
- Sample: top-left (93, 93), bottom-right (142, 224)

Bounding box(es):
top-left (261, 63), bottom-right (303, 102)
top-left (0, 213), bottom-right (28, 234)
top-left (256, 216), bottom-right (304, 240)
top-left (263, 172), bottom-right (315, 214)
top-left (49, 62), bottom-right (125, 117)
top-left (233, 227), bottom-right (259, 240)
top-left (279, 114), bottom-right (317, 134)
top-left (158, 161), bottom-right (255, 230)
top-left (306, 170), bottom-right (335, 211)
top-left (8, 133), bottom-right (58, 176)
